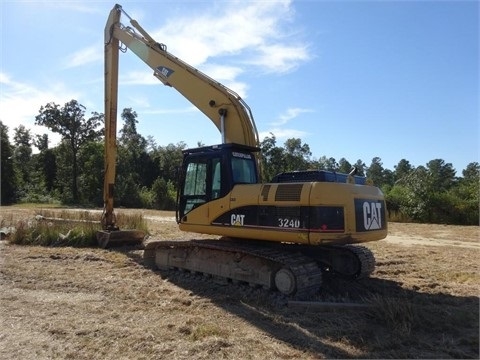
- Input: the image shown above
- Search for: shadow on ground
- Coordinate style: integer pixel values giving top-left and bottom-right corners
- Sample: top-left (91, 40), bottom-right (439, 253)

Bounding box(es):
top-left (124, 248), bottom-right (479, 359)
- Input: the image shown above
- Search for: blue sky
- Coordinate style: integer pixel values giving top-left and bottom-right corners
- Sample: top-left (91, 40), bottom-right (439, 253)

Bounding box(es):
top-left (1, 0), bottom-right (478, 174)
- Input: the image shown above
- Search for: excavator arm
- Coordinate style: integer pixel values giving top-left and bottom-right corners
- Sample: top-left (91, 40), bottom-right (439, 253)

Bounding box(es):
top-left (101, 3), bottom-right (259, 238)
top-left (105, 4), bottom-right (259, 146)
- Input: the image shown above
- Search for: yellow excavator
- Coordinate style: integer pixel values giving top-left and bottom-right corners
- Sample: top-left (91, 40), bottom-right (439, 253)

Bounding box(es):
top-left (98, 4), bottom-right (388, 298)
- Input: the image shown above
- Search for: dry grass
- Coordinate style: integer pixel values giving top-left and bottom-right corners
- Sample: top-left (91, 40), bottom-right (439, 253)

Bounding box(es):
top-left (1, 206), bottom-right (148, 247)
top-left (0, 206), bottom-right (478, 359)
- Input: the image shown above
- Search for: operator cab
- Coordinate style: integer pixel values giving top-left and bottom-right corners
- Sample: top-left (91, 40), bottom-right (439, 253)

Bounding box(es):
top-left (176, 143), bottom-right (260, 221)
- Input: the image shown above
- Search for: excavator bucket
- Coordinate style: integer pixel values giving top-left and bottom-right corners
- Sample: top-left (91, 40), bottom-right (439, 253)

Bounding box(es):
top-left (96, 229), bottom-right (146, 249)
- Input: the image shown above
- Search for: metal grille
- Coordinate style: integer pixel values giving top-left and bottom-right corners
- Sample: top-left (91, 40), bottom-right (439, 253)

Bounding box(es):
top-left (276, 206), bottom-right (301, 217)
top-left (274, 184), bottom-right (303, 201)
top-left (261, 185), bottom-right (271, 201)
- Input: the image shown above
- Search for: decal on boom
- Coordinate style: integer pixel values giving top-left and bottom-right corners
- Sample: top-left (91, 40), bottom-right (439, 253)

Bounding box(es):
top-left (155, 66), bottom-right (174, 78)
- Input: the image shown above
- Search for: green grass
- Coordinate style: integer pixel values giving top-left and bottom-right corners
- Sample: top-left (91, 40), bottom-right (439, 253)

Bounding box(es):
top-left (10, 217), bottom-right (100, 247)
top-left (7, 209), bottom-right (148, 248)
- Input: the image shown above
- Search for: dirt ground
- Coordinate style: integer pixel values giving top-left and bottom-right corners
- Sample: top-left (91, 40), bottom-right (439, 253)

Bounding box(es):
top-left (0, 206), bottom-right (479, 359)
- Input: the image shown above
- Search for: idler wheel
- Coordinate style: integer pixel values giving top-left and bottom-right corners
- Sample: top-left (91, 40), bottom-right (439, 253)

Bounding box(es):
top-left (274, 268), bottom-right (296, 295)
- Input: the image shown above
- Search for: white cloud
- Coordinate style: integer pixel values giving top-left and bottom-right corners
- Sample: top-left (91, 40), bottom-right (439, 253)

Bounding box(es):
top-left (0, 73), bottom-right (10, 84)
top-left (63, 45), bottom-right (102, 69)
top-left (199, 64), bottom-right (249, 98)
top-left (248, 43), bottom-right (311, 74)
top-left (59, 1), bottom-right (309, 101)
top-left (119, 71), bottom-right (160, 86)
top-left (259, 128), bottom-right (308, 141)
top-left (1, 0), bottom-right (312, 150)
top-left (0, 72), bottom-right (79, 146)
top-left (150, 0), bottom-right (309, 79)
top-left (272, 107), bottom-right (314, 126)
top-left (200, 64), bottom-right (243, 83)
top-left (259, 107), bottom-right (313, 141)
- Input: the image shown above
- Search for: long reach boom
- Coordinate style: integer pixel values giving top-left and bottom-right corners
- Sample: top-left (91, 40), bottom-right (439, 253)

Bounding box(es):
top-left (101, 4), bottom-right (259, 234)
top-left (105, 4), bottom-right (259, 146)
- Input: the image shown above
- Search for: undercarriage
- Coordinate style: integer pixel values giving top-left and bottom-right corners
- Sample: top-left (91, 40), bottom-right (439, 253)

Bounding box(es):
top-left (144, 238), bottom-right (375, 299)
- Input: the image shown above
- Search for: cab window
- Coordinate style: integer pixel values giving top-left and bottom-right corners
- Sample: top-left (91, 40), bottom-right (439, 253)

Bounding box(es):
top-left (211, 158), bottom-right (222, 199)
top-left (184, 161), bottom-right (207, 196)
top-left (231, 153), bottom-right (257, 184)
top-left (182, 161), bottom-right (207, 214)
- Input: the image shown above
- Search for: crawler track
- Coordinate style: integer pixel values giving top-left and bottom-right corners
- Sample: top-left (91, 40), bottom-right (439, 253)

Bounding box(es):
top-left (342, 244), bottom-right (376, 278)
top-left (144, 238), bottom-right (323, 299)
top-left (296, 243), bottom-right (376, 279)
top-left (144, 239), bottom-right (375, 299)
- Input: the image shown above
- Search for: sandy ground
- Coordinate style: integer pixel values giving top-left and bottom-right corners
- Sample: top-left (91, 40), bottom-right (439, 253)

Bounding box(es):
top-left (0, 207), bottom-right (478, 359)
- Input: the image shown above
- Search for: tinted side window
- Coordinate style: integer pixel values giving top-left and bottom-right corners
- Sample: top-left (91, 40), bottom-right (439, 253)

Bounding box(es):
top-left (184, 161), bottom-right (207, 195)
top-left (232, 154), bottom-right (257, 184)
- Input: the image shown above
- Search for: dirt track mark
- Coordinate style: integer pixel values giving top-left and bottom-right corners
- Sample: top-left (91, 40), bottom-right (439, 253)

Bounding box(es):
top-left (382, 235), bottom-right (480, 249)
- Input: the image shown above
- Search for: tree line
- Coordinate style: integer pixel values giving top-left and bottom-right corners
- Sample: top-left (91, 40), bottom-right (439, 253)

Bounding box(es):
top-left (1, 99), bottom-right (478, 225)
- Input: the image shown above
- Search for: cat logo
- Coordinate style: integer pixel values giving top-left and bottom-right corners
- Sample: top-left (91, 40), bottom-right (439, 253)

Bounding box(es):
top-left (231, 214), bottom-right (245, 226)
top-left (363, 201), bottom-right (383, 230)
top-left (155, 66), bottom-right (174, 78)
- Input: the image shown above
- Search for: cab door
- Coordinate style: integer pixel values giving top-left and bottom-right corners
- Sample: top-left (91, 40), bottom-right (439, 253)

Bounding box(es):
top-left (177, 153), bottom-right (227, 222)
